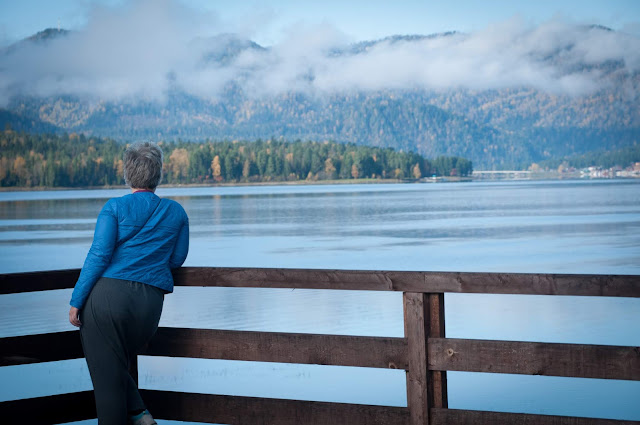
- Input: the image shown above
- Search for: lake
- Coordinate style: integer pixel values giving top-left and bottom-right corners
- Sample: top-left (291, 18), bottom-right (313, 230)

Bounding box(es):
top-left (1, 179), bottom-right (639, 423)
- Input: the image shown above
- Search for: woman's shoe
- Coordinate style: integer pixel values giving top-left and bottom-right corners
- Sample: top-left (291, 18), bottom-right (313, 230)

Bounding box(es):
top-left (129, 409), bottom-right (157, 425)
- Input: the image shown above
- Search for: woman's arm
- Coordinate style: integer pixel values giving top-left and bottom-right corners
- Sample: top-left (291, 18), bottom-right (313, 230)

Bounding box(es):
top-left (169, 216), bottom-right (189, 269)
top-left (69, 203), bottom-right (118, 310)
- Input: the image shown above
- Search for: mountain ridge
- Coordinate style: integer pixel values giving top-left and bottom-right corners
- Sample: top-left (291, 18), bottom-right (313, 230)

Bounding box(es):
top-left (1, 26), bottom-right (638, 169)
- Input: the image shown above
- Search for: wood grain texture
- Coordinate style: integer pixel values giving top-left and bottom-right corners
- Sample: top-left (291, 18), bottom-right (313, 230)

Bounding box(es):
top-left (144, 327), bottom-right (408, 369)
top-left (428, 338), bottom-right (640, 380)
top-left (142, 390), bottom-right (409, 425)
top-left (419, 271), bottom-right (640, 298)
top-left (430, 408), bottom-right (640, 425)
top-left (428, 293), bottom-right (448, 409)
top-left (172, 268), bottom-right (640, 297)
top-left (1, 266), bottom-right (639, 425)
top-left (0, 391), bottom-right (95, 424)
top-left (172, 267), bottom-right (420, 291)
top-left (404, 292), bottom-right (430, 425)
top-left (0, 331), bottom-right (83, 366)
top-left (2, 267), bottom-right (638, 297)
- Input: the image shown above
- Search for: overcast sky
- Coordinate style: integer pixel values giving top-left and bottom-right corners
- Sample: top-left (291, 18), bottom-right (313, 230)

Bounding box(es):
top-left (1, 0), bottom-right (639, 46)
top-left (1, 0), bottom-right (639, 105)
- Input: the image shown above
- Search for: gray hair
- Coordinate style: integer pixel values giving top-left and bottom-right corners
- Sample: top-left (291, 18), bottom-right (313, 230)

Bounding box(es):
top-left (123, 142), bottom-right (164, 189)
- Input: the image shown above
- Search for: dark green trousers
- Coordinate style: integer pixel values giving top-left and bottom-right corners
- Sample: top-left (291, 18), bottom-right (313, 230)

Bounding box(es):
top-left (79, 277), bottom-right (164, 425)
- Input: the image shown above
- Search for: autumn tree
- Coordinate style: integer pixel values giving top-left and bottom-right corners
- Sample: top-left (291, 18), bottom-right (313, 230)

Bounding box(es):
top-left (412, 163), bottom-right (422, 179)
top-left (212, 155), bottom-right (222, 181)
top-left (242, 159), bottom-right (251, 181)
top-left (351, 163), bottom-right (360, 179)
top-left (168, 148), bottom-right (189, 182)
top-left (324, 157), bottom-right (337, 180)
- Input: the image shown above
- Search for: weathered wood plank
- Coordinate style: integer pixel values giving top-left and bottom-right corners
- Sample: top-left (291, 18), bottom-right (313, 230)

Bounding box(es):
top-left (173, 268), bottom-right (640, 297)
top-left (0, 331), bottom-right (83, 366)
top-left (172, 267), bottom-right (422, 291)
top-left (430, 408), bottom-right (640, 425)
top-left (428, 293), bottom-right (448, 409)
top-left (428, 338), bottom-right (640, 380)
top-left (0, 391), bottom-right (95, 424)
top-left (404, 292), bottom-right (430, 425)
top-left (143, 327), bottom-right (408, 369)
top-left (2, 267), bottom-right (639, 297)
top-left (141, 389), bottom-right (409, 425)
top-left (0, 269), bottom-right (79, 294)
top-left (418, 272), bottom-right (640, 298)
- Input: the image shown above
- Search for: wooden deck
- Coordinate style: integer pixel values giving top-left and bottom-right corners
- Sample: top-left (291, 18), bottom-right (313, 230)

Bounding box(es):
top-left (1, 267), bottom-right (639, 424)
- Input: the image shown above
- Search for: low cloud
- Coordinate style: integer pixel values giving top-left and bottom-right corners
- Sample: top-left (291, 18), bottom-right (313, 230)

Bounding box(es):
top-left (1, 0), bottom-right (639, 105)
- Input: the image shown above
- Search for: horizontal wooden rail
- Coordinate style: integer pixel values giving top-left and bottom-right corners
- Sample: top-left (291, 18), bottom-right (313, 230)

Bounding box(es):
top-left (0, 391), bottom-right (96, 424)
top-left (2, 391), bottom-right (638, 425)
top-left (175, 268), bottom-right (640, 297)
top-left (428, 338), bottom-right (640, 381)
top-left (0, 331), bottom-right (83, 366)
top-left (144, 327), bottom-right (408, 369)
top-left (0, 269), bottom-right (80, 294)
top-left (2, 267), bottom-right (639, 297)
top-left (0, 328), bottom-right (408, 370)
top-left (4, 330), bottom-right (639, 381)
top-left (141, 389), bottom-right (409, 425)
top-left (430, 408), bottom-right (640, 425)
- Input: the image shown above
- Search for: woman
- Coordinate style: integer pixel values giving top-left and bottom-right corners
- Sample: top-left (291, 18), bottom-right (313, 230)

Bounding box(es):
top-left (69, 141), bottom-right (189, 425)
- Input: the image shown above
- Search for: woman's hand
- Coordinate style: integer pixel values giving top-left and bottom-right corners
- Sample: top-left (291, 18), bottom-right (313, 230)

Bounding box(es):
top-left (69, 306), bottom-right (82, 327)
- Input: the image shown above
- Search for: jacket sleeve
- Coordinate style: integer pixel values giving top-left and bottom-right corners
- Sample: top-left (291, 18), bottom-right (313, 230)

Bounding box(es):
top-left (169, 214), bottom-right (189, 269)
top-left (69, 202), bottom-right (118, 309)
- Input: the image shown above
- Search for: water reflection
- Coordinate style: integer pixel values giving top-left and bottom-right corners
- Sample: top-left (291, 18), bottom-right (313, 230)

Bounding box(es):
top-left (1, 180), bottom-right (639, 420)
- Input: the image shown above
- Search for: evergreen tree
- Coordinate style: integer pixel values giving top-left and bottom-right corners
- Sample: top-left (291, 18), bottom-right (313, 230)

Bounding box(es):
top-left (0, 130), bottom-right (475, 187)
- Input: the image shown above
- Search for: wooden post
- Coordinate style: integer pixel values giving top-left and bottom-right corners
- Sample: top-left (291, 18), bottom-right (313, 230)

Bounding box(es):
top-left (404, 292), bottom-right (429, 425)
top-left (404, 292), bottom-right (448, 425)
top-left (428, 293), bottom-right (447, 409)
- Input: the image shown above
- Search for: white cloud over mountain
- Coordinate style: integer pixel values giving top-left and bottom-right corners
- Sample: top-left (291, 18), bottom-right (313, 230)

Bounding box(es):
top-left (1, 0), bottom-right (639, 105)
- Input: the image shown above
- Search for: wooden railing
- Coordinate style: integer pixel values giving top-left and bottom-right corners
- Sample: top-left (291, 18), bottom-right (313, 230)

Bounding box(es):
top-left (1, 267), bottom-right (639, 424)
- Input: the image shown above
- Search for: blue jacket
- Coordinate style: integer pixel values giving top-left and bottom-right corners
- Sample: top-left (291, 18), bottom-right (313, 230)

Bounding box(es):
top-left (70, 191), bottom-right (189, 309)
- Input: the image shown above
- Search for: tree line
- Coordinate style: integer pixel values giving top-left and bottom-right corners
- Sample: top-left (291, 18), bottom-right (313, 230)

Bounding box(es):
top-left (0, 131), bottom-right (472, 188)
top-left (535, 143), bottom-right (640, 171)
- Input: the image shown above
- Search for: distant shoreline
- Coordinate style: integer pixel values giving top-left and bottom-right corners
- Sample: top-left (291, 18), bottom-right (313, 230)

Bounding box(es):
top-left (0, 178), bottom-right (411, 192)
top-left (2, 175), bottom-right (638, 192)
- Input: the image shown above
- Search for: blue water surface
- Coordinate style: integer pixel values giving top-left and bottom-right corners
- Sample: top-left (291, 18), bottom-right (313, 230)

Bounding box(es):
top-left (1, 179), bottom-right (639, 423)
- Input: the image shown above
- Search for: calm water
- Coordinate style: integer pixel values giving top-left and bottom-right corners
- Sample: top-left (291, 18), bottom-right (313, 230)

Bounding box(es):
top-left (1, 179), bottom-right (639, 423)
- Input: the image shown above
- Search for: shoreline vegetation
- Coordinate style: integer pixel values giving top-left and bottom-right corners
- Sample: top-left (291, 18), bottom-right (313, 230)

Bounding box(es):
top-left (2, 131), bottom-right (638, 191)
top-left (0, 178), bottom-right (402, 192)
top-left (3, 172), bottom-right (639, 193)
top-left (0, 131), bottom-right (472, 189)
top-left (0, 176), bottom-right (478, 192)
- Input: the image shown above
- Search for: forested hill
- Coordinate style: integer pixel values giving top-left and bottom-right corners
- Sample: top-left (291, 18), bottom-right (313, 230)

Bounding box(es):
top-left (5, 86), bottom-right (637, 171)
top-left (537, 144), bottom-right (640, 170)
top-left (1, 27), bottom-right (639, 170)
top-left (0, 131), bottom-right (472, 188)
